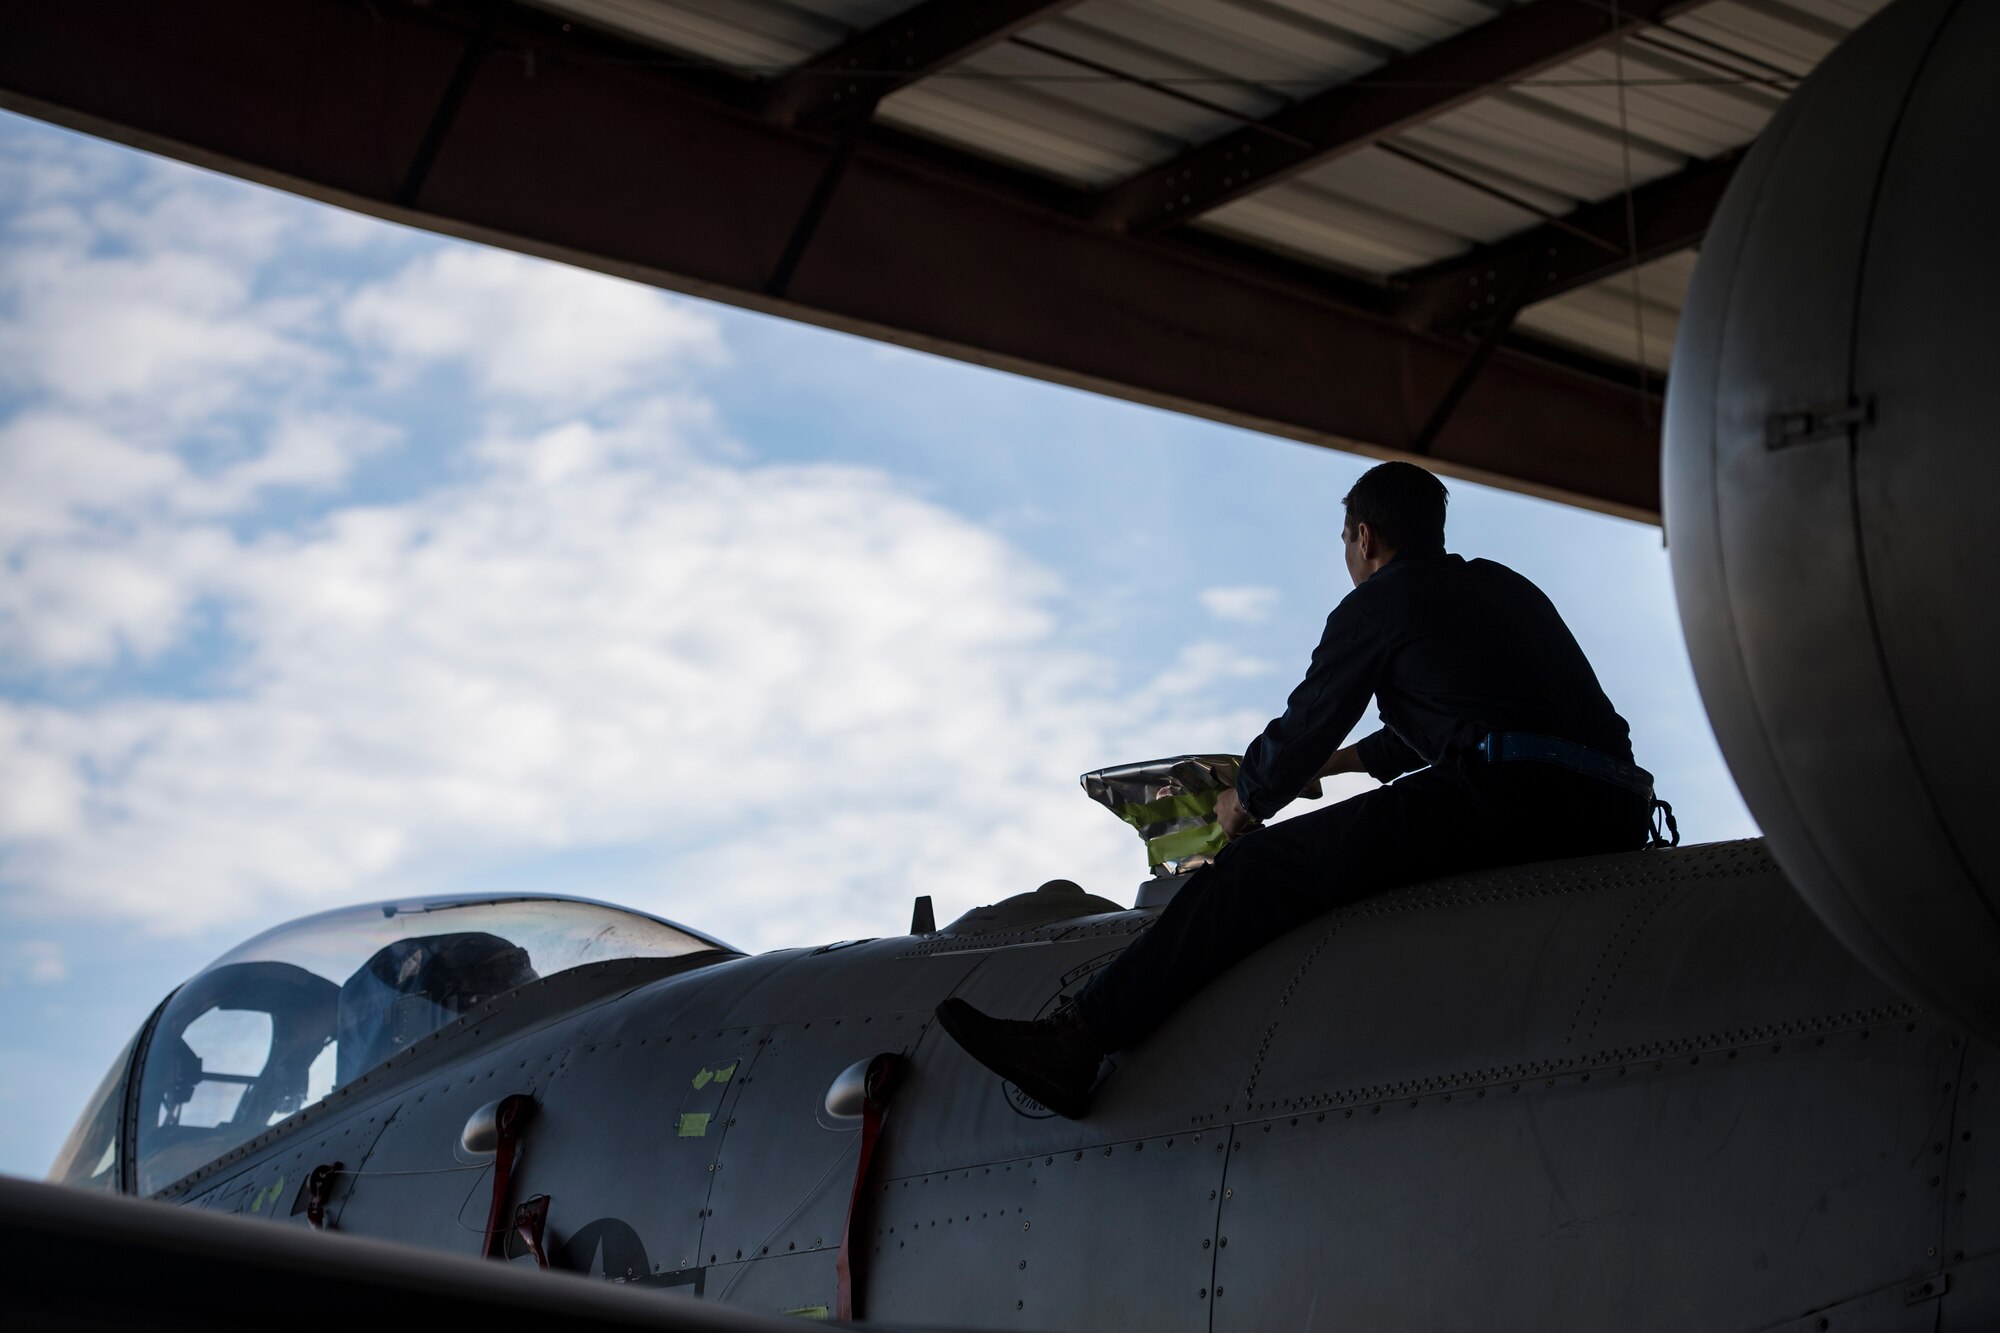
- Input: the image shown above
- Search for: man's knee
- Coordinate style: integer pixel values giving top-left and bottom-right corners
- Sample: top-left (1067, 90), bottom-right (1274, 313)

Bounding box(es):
top-left (1210, 829), bottom-right (1290, 885)
top-left (1219, 811), bottom-right (1344, 879)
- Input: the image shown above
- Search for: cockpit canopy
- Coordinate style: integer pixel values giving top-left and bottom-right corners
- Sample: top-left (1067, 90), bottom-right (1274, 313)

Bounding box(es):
top-left (49, 895), bottom-right (732, 1197)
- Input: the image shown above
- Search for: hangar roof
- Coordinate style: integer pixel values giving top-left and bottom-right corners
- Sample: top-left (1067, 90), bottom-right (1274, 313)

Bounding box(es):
top-left (0, 0), bottom-right (1885, 519)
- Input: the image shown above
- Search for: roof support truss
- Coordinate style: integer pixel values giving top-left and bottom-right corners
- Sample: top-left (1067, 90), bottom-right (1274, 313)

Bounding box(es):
top-left (1393, 150), bottom-right (1740, 336)
top-left (762, 0), bottom-right (1081, 130)
top-left (396, 0), bottom-right (509, 207)
top-left (764, 93), bottom-right (880, 296)
top-left (1090, 0), bottom-right (1710, 233)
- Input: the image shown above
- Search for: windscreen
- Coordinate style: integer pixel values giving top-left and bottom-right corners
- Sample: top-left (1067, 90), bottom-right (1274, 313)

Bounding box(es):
top-left (47, 1029), bottom-right (140, 1192)
top-left (129, 896), bottom-right (729, 1195)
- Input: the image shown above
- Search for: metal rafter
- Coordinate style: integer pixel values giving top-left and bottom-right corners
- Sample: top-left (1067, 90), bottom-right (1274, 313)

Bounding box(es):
top-left (1394, 150), bottom-right (1740, 336)
top-left (396, 0), bottom-right (508, 207)
top-left (762, 0), bottom-right (1082, 130)
top-left (1089, 0), bottom-right (1711, 233)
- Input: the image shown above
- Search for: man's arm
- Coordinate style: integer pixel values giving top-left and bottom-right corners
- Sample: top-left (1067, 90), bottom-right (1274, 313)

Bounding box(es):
top-left (1317, 742), bottom-right (1365, 778)
top-left (1353, 727), bottom-right (1424, 781)
top-left (1220, 736), bottom-right (1393, 839)
top-left (1236, 597), bottom-right (1384, 822)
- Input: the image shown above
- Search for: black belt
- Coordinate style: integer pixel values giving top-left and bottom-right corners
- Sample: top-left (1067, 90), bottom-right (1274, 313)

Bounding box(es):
top-left (1475, 731), bottom-right (1655, 798)
top-left (1475, 731), bottom-right (1679, 847)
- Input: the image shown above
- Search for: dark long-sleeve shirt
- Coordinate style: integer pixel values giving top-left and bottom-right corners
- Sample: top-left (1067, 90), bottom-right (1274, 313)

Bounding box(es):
top-left (1237, 549), bottom-right (1634, 820)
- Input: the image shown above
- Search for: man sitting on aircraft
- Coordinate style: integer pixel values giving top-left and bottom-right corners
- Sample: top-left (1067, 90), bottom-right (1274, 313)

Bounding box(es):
top-left (936, 460), bottom-right (1665, 1118)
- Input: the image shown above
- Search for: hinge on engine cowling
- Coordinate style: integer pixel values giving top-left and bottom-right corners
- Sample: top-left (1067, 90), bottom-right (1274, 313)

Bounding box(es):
top-left (1765, 394), bottom-right (1875, 449)
top-left (1904, 1272), bottom-right (1948, 1306)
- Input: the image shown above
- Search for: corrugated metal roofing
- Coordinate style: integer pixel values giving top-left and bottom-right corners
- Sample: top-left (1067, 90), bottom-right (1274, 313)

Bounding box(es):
top-left (523, 0), bottom-right (1891, 374)
top-left (1518, 249), bottom-right (1698, 373)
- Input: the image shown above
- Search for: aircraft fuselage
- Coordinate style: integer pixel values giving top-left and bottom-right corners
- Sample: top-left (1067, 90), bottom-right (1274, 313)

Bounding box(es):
top-left (138, 840), bottom-right (1997, 1330)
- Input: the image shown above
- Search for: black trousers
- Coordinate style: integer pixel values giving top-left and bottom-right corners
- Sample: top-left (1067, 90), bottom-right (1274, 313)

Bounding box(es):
top-left (1075, 761), bottom-right (1652, 1051)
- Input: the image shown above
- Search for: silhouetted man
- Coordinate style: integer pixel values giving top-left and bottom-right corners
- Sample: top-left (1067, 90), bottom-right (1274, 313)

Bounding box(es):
top-left (936, 461), bottom-right (1666, 1118)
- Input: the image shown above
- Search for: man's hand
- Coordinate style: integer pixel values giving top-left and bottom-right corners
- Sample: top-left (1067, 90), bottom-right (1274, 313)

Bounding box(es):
top-left (1215, 785), bottom-right (1260, 839)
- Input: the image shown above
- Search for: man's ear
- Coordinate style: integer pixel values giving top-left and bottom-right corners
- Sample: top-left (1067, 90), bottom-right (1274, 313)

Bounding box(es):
top-left (1354, 520), bottom-right (1375, 560)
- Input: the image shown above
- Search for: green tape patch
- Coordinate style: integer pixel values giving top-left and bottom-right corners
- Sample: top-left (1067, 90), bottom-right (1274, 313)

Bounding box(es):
top-left (1144, 821), bottom-right (1228, 867)
top-left (249, 1173), bottom-right (285, 1215)
top-left (1114, 791), bottom-right (1216, 828)
top-left (677, 1112), bottom-right (711, 1137)
top-left (692, 1061), bottom-right (740, 1090)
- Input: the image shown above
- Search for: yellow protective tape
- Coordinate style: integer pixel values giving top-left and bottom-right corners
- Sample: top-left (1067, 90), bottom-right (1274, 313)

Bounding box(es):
top-left (677, 1112), bottom-right (711, 1137)
top-left (250, 1174), bottom-right (285, 1214)
top-left (692, 1061), bottom-right (740, 1091)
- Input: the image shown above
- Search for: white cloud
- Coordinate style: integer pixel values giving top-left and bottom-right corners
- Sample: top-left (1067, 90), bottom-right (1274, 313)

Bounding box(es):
top-left (1198, 584), bottom-right (1279, 623)
top-left (341, 248), bottom-right (724, 407)
top-left (0, 123), bottom-right (1265, 958)
top-left (0, 407), bottom-right (401, 674)
top-left (0, 132), bottom-right (391, 436)
top-left (0, 534), bottom-right (216, 670)
top-left (1, 125), bottom-right (381, 262)
top-left (0, 394), bottom-right (1263, 949)
top-left (0, 940), bottom-right (67, 986)
top-left (0, 411), bottom-right (186, 542)
top-left (0, 712), bottom-right (85, 841)
top-left (177, 411), bottom-right (401, 515)
top-left (0, 237), bottom-right (330, 427)
top-left (86, 179), bottom-right (374, 266)
top-left (0, 128), bottom-right (126, 217)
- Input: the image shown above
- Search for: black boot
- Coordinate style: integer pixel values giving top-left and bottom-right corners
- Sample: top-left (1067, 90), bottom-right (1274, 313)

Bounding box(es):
top-left (934, 997), bottom-right (1106, 1120)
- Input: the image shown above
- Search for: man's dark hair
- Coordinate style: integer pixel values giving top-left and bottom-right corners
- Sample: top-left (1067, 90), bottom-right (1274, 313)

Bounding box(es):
top-left (1342, 461), bottom-right (1448, 552)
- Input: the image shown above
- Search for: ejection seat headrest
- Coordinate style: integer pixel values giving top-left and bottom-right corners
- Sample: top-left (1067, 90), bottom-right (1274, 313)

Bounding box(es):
top-left (334, 931), bottom-right (537, 1085)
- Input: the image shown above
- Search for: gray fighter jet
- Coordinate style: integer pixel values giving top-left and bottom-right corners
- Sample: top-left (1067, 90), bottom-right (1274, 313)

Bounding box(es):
top-left (38, 753), bottom-right (1990, 1329)
top-left (19, 0), bottom-right (2000, 1327)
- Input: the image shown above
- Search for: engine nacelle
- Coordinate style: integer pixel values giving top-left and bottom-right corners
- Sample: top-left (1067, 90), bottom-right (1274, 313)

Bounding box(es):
top-left (1665, 0), bottom-right (2000, 1040)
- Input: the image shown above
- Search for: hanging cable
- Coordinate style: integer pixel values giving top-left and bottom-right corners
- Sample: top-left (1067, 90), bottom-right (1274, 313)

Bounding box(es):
top-left (1608, 0), bottom-right (1655, 415)
top-left (712, 1135), bottom-right (860, 1302)
top-left (1376, 143), bottom-right (1625, 253)
top-left (1629, 31), bottom-right (1795, 96)
top-left (1567, 0), bottom-right (1808, 85)
top-left (1005, 36), bottom-right (1313, 144)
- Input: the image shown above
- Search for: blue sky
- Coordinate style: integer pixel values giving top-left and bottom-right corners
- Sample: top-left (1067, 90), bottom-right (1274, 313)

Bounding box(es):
top-left (0, 110), bottom-right (1752, 1180)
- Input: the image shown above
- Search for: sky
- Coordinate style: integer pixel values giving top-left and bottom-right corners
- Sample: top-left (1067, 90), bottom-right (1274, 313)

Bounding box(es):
top-left (0, 109), bottom-right (1753, 1180)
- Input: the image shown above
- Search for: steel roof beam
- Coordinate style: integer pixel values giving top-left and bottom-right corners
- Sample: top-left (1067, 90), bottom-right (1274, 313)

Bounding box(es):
top-left (1393, 150), bottom-right (1740, 335)
top-left (762, 0), bottom-right (1082, 130)
top-left (396, 0), bottom-right (508, 207)
top-left (1090, 0), bottom-right (1711, 234)
top-left (0, 0), bottom-right (1666, 521)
